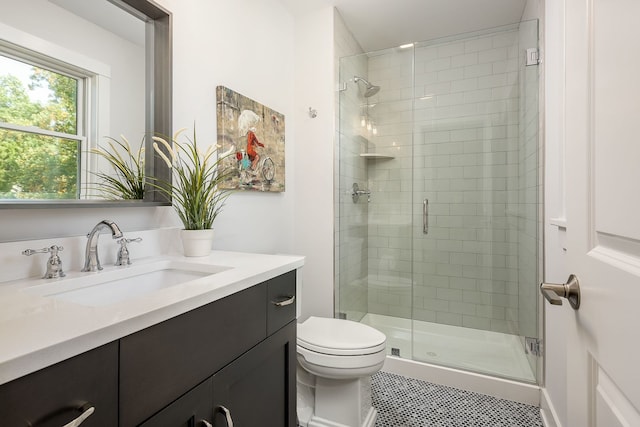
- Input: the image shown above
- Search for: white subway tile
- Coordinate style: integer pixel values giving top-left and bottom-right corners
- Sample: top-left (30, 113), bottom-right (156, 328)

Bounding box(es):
top-left (464, 63), bottom-right (493, 78)
top-left (436, 312), bottom-right (463, 326)
top-left (437, 42), bottom-right (465, 58)
top-left (423, 81), bottom-right (452, 96)
top-left (451, 78), bottom-right (479, 93)
top-left (436, 239), bottom-right (463, 252)
top-left (465, 37), bottom-right (492, 53)
top-left (478, 73), bottom-right (508, 89)
top-left (450, 301), bottom-right (477, 316)
top-left (424, 297), bottom-right (450, 312)
top-left (464, 89), bottom-right (493, 103)
top-left (437, 287), bottom-right (463, 301)
top-left (426, 57), bottom-right (452, 72)
top-left (415, 71), bottom-right (438, 86)
top-left (438, 67), bottom-right (464, 82)
top-left (451, 52), bottom-right (479, 68)
top-left (492, 58), bottom-right (518, 74)
top-left (437, 93), bottom-right (465, 106)
top-left (462, 315), bottom-right (491, 330)
top-left (450, 253), bottom-right (479, 267)
top-left (415, 47), bottom-right (438, 62)
top-left (479, 47), bottom-right (508, 64)
top-left (413, 309), bottom-right (437, 322)
top-left (492, 31), bottom-right (518, 48)
top-left (435, 142), bottom-right (464, 155)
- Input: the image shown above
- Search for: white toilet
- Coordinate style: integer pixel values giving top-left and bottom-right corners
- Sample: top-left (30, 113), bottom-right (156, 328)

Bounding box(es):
top-left (296, 316), bottom-right (387, 427)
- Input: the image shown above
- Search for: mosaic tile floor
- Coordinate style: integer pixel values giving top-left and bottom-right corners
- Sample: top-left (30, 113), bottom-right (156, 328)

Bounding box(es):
top-left (372, 372), bottom-right (543, 427)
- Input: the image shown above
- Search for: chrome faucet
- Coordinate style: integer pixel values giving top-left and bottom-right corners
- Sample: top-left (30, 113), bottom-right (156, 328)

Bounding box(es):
top-left (82, 220), bottom-right (123, 272)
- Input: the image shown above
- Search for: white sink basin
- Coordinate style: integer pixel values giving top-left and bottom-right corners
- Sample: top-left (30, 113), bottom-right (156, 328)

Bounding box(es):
top-left (23, 260), bottom-right (231, 307)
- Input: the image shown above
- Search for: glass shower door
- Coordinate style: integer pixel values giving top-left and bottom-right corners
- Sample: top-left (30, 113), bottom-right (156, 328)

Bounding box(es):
top-left (335, 20), bottom-right (541, 385)
top-left (410, 21), bottom-right (540, 383)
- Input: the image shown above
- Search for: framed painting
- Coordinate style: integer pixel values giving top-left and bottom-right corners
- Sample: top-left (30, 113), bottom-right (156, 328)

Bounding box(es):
top-left (216, 86), bottom-right (285, 192)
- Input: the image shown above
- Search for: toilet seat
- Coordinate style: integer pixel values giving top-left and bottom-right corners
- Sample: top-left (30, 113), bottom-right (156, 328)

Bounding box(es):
top-left (297, 317), bottom-right (387, 379)
top-left (297, 316), bottom-right (386, 356)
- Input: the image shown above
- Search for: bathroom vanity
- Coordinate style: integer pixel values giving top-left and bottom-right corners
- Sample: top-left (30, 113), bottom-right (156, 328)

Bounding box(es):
top-left (0, 250), bottom-right (303, 427)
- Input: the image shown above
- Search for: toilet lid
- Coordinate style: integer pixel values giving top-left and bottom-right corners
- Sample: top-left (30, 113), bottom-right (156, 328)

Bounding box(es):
top-left (297, 317), bottom-right (386, 356)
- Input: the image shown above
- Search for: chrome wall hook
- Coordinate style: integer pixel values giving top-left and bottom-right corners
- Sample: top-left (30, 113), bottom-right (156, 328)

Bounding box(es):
top-left (308, 107), bottom-right (317, 118)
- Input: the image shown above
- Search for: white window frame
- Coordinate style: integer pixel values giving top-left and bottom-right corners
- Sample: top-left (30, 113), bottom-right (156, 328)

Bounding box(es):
top-left (0, 22), bottom-right (111, 199)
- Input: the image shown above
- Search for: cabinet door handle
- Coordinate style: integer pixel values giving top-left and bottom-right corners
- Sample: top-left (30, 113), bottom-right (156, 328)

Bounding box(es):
top-left (271, 295), bottom-right (295, 307)
top-left (200, 420), bottom-right (213, 427)
top-left (62, 404), bottom-right (94, 427)
top-left (215, 406), bottom-right (234, 427)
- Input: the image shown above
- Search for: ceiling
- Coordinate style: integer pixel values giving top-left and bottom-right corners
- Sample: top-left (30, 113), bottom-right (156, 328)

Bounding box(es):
top-left (280, 0), bottom-right (527, 52)
top-left (51, 0), bottom-right (145, 46)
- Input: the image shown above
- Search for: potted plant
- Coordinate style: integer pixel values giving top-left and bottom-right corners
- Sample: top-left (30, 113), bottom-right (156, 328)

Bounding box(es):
top-left (90, 135), bottom-right (145, 200)
top-left (152, 127), bottom-right (234, 256)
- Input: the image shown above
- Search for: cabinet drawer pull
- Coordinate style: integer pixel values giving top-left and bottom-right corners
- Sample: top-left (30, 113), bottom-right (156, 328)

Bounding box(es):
top-left (271, 295), bottom-right (295, 307)
top-left (215, 405), bottom-right (234, 427)
top-left (62, 404), bottom-right (94, 427)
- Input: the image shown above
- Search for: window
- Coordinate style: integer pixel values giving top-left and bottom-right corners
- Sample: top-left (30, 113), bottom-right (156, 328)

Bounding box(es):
top-left (0, 49), bottom-right (87, 199)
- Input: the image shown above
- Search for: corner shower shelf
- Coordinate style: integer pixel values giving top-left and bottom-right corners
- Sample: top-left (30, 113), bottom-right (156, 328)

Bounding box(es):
top-left (359, 153), bottom-right (394, 160)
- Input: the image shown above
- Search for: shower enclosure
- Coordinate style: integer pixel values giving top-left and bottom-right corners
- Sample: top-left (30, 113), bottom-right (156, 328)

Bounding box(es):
top-left (336, 21), bottom-right (541, 383)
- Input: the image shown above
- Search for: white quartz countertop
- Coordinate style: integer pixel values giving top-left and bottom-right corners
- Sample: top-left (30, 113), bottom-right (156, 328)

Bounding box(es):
top-left (0, 251), bottom-right (304, 385)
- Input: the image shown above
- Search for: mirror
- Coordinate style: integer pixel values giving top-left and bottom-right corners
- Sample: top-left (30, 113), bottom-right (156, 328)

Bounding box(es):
top-left (0, 0), bottom-right (172, 207)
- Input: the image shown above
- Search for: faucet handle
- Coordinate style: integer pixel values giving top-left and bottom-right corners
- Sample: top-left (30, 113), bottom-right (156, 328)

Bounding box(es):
top-left (115, 237), bottom-right (142, 266)
top-left (22, 245), bottom-right (66, 279)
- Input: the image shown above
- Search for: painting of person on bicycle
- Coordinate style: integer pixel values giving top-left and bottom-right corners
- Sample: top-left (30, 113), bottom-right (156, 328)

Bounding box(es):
top-left (216, 86), bottom-right (284, 192)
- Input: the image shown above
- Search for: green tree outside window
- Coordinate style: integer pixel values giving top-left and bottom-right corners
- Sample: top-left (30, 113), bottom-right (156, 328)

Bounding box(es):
top-left (0, 56), bottom-right (79, 199)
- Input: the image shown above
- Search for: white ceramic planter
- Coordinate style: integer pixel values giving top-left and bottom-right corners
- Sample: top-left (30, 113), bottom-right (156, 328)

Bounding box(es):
top-left (180, 229), bottom-right (214, 257)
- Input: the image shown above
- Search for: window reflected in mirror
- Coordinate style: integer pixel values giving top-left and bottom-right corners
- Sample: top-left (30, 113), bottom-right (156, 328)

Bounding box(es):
top-left (0, 53), bottom-right (82, 199)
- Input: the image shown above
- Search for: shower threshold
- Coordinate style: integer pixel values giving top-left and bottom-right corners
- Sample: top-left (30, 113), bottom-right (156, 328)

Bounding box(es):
top-left (360, 313), bottom-right (536, 383)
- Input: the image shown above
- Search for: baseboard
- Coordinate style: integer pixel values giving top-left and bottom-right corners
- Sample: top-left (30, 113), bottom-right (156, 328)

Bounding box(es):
top-left (382, 356), bottom-right (540, 406)
top-left (540, 388), bottom-right (562, 427)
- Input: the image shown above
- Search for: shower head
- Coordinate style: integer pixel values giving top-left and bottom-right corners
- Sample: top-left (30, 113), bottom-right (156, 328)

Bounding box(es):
top-left (354, 76), bottom-right (380, 97)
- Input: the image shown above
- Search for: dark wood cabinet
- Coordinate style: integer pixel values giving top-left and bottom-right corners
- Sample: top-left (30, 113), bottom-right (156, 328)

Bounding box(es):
top-left (0, 342), bottom-right (118, 427)
top-left (0, 270), bottom-right (297, 427)
top-left (212, 321), bottom-right (296, 427)
top-left (139, 378), bottom-right (213, 427)
top-left (119, 283), bottom-right (268, 426)
top-left (140, 320), bottom-right (296, 427)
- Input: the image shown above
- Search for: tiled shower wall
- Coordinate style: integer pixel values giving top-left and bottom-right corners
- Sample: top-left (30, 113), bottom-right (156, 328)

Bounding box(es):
top-left (365, 48), bottom-right (415, 319)
top-left (365, 26), bottom-right (538, 334)
top-left (334, 10), bottom-right (368, 320)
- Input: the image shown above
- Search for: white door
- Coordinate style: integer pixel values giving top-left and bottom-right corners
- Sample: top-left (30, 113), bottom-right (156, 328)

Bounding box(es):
top-left (562, 0), bottom-right (640, 425)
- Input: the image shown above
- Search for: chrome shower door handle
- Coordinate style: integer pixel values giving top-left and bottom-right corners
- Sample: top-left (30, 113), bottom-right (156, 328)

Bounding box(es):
top-left (423, 199), bottom-right (429, 234)
top-left (540, 274), bottom-right (581, 309)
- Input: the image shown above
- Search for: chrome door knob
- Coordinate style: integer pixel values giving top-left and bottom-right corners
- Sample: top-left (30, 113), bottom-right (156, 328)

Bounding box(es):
top-left (540, 274), bottom-right (581, 310)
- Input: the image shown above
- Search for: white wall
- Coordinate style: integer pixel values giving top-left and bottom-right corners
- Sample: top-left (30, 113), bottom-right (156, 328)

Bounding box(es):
top-left (1, 0), bottom-right (296, 257)
top-left (291, 6), bottom-right (336, 319)
top-left (543, 0), bottom-right (569, 424)
top-left (164, 0), bottom-right (296, 255)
